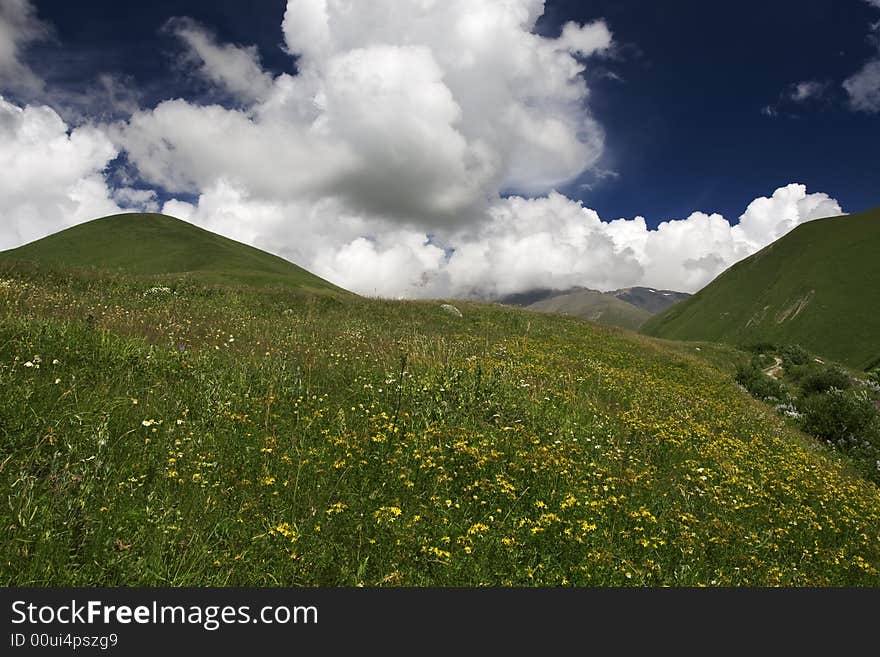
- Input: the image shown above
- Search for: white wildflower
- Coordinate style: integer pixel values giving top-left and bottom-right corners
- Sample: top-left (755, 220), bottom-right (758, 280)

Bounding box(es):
top-left (143, 286), bottom-right (173, 297)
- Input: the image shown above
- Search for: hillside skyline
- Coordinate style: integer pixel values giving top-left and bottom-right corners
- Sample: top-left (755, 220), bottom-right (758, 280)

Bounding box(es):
top-left (1, 0), bottom-right (878, 298)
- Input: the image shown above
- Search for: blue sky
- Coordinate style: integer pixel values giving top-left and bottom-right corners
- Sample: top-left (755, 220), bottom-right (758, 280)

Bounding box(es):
top-left (1, 1), bottom-right (878, 297)
top-left (545, 0), bottom-right (880, 223)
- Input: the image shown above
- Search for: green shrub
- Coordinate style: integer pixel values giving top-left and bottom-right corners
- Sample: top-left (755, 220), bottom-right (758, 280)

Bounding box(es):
top-left (799, 389), bottom-right (879, 446)
top-left (868, 367), bottom-right (880, 386)
top-left (747, 342), bottom-right (777, 355)
top-left (736, 361), bottom-right (785, 401)
top-left (799, 367), bottom-right (852, 397)
top-left (786, 363), bottom-right (821, 384)
top-left (780, 344), bottom-right (811, 367)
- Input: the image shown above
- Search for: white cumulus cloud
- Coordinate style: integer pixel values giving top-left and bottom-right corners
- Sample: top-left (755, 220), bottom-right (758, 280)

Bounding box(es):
top-left (445, 183), bottom-right (842, 297)
top-left (165, 181), bottom-right (842, 298)
top-left (116, 0), bottom-right (612, 229)
top-left (0, 96), bottom-right (155, 250)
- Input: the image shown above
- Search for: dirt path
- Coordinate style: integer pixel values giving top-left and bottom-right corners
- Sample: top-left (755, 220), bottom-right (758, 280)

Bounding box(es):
top-left (764, 356), bottom-right (783, 380)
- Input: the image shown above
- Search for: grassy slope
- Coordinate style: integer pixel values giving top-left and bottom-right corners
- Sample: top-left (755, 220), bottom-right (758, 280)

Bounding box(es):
top-left (0, 213), bottom-right (345, 293)
top-left (527, 289), bottom-right (652, 330)
top-left (2, 265), bottom-right (879, 586)
top-left (642, 208), bottom-right (880, 370)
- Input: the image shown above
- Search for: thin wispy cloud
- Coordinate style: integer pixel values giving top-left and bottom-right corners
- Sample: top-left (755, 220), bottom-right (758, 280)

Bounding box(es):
top-left (0, 0), bottom-right (52, 96)
top-left (844, 17), bottom-right (880, 112)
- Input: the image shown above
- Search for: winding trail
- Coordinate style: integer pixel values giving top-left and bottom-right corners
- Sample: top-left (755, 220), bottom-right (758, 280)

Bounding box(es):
top-left (764, 356), bottom-right (784, 380)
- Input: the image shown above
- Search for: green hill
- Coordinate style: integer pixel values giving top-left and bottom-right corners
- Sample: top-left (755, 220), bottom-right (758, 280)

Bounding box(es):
top-left (527, 288), bottom-right (652, 330)
top-left (642, 207), bottom-right (880, 370)
top-left (0, 213), bottom-right (345, 293)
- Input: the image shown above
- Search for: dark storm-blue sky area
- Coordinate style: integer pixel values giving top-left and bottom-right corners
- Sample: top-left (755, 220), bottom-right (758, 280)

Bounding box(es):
top-left (24, 0), bottom-right (880, 227)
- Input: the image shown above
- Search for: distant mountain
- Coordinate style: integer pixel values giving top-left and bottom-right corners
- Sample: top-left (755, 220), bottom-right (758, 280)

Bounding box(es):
top-left (609, 287), bottom-right (691, 314)
top-left (498, 285), bottom-right (689, 330)
top-left (0, 213), bottom-right (346, 293)
top-left (526, 288), bottom-right (652, 330)
top-left (496, 288), bottom-right (563, 307)
top-left (641, 207), bottom-right (880, 370)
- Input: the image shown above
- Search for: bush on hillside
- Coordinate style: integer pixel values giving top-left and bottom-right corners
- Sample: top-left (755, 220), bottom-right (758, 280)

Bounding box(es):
top-left (736, 361), bottom-right (785, 401)
top-left (799, 389), bottom-right (879, 447)
top-left (780, 344), bottom-right (811, 368)
top-left (785, 362), bottom-right (821, 385)
top-left (798, 367), bottom-right (852, 397)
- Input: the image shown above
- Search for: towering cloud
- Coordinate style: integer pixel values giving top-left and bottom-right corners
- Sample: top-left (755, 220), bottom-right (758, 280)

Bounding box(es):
top-left (118, 0), bottom-right (612, 229)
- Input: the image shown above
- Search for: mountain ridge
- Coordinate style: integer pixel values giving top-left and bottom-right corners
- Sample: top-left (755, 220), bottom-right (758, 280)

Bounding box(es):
top-left (499, 285), bottom-right (690, 330)
top-left (525, 288), bottom-right (652, 330)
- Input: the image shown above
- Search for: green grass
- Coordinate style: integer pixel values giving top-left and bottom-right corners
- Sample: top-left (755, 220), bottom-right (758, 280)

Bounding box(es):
top-left (641, 207), bottom-right (880, 370)
top-left (2, 265), bottom-right (880, 586)
top-left (0, 213), bottom-right (346, 294)
top-left (527, 288), bottom-right (652, 330)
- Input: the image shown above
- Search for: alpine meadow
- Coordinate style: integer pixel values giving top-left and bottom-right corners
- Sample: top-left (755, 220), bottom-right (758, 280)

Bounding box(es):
top-left (2, 213), bottom-right (880, 586)
top-left (2, 0), bottom-right (880, 593)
